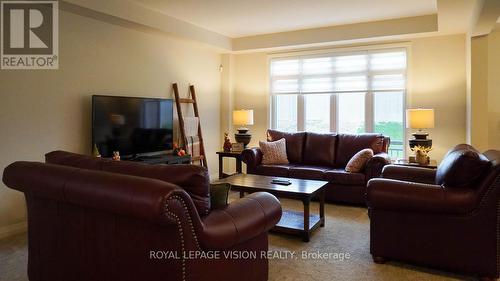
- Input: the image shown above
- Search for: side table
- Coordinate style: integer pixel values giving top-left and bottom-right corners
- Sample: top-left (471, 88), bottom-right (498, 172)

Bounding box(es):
top-left (392, 159), bottom-right (438, 169)
top-left (216, 151), bottom-right (243, 179)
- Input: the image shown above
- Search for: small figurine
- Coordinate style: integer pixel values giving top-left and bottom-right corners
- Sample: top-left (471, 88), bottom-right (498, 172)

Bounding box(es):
top-left (173, 142), bottom-right (180, 156)
top-left (173, 142), bottom-right (186, 157)
top-left (223, 132), bottom-right (232, 152)
top-left (92, 144), bottom-right (101, 157)
top-left (112, 151), bottom-right (121, 161)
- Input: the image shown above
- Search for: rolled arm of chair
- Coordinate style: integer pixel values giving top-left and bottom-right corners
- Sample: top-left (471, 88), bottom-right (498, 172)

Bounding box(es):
top-left (241, 148), bottom-right (263, 174)
top-left (366, 178), bottom-right (476, 214)
top-left (200, 192), bottom-right (282, 250)
top-left (365, 152), bottom-right (391, 180)
top-left (381, 164), bottom-right (436, 184)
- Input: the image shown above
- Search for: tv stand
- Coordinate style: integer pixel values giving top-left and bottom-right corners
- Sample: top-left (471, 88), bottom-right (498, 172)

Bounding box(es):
top-left (128, 154), bottom-right (191, 165)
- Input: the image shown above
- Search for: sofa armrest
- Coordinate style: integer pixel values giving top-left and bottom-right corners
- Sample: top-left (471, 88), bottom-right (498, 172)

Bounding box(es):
top-left (365, 152), bottom-right (391, 180)
top-left (200, 192), bottom-right (282, 249)
top-left (366, 178), bottom-right (476, 214)
top-left (241, 148), bottom-right (263, 174)
top-left (382, 164), bottom-right (436, 184)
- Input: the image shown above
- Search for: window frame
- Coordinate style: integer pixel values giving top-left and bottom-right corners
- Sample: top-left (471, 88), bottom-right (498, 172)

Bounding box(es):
top-left (268, 44), bottom-right (410, 158)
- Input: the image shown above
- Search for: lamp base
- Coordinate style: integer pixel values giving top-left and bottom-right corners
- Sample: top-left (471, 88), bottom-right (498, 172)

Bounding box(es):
top-left (237, 128), bottom-right (249, 134)
top-left (235, 130), bottom-right (251, 148)
top-left (409, 132), bottom-right (432, 149)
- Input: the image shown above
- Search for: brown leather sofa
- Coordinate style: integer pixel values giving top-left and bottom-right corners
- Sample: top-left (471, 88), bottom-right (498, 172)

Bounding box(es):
top-left (2, 151), bottom-right (282, 281)
top-left (242, 129), bottom-right (391, 204)
top-left (367, 144), bottom-right (500, 280)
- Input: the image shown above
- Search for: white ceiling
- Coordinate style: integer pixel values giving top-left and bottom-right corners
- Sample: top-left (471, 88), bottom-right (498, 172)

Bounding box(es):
top-left (131, 0), bottom-right (437, 38)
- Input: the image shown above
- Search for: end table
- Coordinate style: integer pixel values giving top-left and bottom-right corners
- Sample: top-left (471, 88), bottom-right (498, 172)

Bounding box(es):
top-left (216, 151), bottom-right (243, 179)
top-left (392, 159), bottom-right (438, 169)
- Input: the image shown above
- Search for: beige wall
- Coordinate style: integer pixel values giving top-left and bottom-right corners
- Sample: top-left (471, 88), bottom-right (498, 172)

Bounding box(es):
top-left (0, 10), bottom-right (222, 235)
top-left (487, 31), bottom-right (500, 150)
top-left (470, 35), bottom-right (491, 151)
top-left (229, 34), bottom-right (467, 162)
top-left (469, 31), bottom-right (500, 151)
top-left (233, 53), bottom-right (269, 147)
top-left (409, 34), bottom-right (467, 160)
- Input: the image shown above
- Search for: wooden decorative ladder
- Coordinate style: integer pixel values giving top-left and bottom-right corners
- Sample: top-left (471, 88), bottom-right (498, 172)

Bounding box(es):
top-left (172, 83), bottom-right (208, 168)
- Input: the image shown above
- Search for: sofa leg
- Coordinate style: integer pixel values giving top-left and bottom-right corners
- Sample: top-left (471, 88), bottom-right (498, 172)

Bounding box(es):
top-left (372, 256), bottom-right (388, 264)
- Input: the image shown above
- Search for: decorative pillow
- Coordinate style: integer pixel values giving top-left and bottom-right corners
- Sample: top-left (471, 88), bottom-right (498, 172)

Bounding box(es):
top-left (210, 183), bottom-right (231, 209)
top-left (335, 134), bottom-right (384, 167)
top-left (259, 138), bottom-right (289, 165)
top-left (267, 130), bottom-right (306, 163)
top-left (436, 144), bottom-right (490, 188)
top-left (345, 149), bottom-right (374, 173)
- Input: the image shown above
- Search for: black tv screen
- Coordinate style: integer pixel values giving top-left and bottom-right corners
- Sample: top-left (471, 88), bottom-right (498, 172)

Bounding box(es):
top-left (92, 95), bottom-right (174, 158)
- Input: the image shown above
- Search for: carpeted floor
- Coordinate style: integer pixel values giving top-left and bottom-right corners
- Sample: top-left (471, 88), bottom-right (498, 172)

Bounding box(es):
top-left (0, 196), bottom-right (473, 281)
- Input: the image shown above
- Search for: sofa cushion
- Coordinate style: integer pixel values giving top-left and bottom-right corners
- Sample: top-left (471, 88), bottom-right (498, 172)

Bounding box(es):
top-left (303, 132), bottom-right (337, 166)
top-left (267, 129), bottom-right (306, 164)
top-left (335, 134), bottom-right (385, 168)
top-left (289, 165), bottom-right (329, 180)
top-left (436, 144), bottom-right (490, 188)
top-left (259, 138), bottom-right (289, 165)
top-left (254, 164), bottom-right (293, 177)
top-left (45, 150), bottom-right (212, 216)
top-left (324, 169), bottom-right (365, 186)
top-left (101, 161), bottom-right (211, 215)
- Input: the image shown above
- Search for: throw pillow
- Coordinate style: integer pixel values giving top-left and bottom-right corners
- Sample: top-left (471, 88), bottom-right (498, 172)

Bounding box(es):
top-left (259, 138), bottom-right (289, 165)
top-left (267, 129), bottom-right (306, 163)
top-left (345, 148), bottom-right (374, 173)
top-left (210, 183), bottom-right (231, 209)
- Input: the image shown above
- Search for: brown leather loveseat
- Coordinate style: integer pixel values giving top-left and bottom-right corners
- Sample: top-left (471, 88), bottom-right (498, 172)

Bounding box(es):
top-left (2, 151), bottom-right (282, 281)
top-left (242, 129), bottom-right (391, 204)
top-left (367, 144), bottom-right (500, 280)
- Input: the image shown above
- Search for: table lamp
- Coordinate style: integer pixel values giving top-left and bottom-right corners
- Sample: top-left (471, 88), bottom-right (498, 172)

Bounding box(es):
top-left (233, 109), bottom-right (254, 148)
top-left (406, 108), bottom-right (435, 149)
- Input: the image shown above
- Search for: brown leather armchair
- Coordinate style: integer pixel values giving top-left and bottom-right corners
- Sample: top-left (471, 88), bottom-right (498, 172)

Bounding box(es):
top-left (3, 153), bottom-right (282, 281)
top-left (367, 145), bottom-right (500, 280)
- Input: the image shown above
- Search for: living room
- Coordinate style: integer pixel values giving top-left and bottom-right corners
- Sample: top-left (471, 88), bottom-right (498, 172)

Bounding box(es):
top-left (1, 0), bottom-right (500, 280)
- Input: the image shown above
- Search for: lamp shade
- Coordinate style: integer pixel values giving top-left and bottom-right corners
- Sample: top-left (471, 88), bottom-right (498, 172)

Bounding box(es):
top-left (406, 108), bottom-right (435, 129)
top-left (233, 110), bottom-right (254, 126)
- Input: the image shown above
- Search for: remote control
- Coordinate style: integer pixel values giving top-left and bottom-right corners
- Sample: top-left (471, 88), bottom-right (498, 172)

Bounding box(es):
top-left (271, 179), bottom-right (292, 185)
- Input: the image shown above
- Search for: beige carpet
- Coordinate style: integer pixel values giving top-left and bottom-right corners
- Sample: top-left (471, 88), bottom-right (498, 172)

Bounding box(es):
top-left (0, 196), bottom-right (473, 281)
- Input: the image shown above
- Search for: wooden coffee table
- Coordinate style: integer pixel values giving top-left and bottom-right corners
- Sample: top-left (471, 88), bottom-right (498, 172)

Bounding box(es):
top-left (214, 174), bottom-right (327, 242)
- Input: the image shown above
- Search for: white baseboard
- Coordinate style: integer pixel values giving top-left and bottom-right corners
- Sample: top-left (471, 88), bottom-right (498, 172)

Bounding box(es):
top-left (0, 221), bottom-right (27, 240)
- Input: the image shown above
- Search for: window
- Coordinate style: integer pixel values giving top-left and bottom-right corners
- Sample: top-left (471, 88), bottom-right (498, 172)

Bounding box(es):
top-left (270, 48), bottom-right (406, 159)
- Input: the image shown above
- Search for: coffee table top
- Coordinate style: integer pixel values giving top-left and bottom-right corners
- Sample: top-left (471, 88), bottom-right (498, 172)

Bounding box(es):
top-left (214, 174), bottom-right (328, 197)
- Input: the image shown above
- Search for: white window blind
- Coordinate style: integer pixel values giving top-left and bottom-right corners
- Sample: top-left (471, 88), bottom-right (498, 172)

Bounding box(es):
top-left (270, 48), bottom-right (407, 158)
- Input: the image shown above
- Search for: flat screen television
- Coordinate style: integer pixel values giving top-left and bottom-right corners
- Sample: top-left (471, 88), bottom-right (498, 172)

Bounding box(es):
top-left (92, 95), bottom-right (174, 158)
